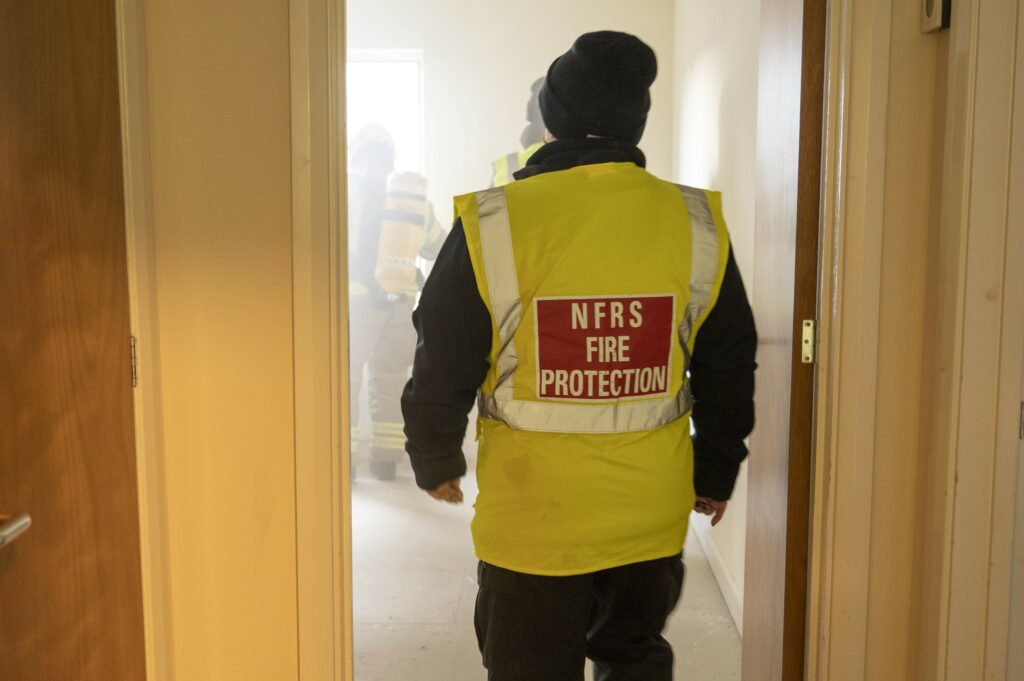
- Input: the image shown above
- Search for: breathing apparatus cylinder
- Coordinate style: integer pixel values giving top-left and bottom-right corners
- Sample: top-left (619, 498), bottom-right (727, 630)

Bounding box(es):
top-left (375, 172), bottom-right (428, 293)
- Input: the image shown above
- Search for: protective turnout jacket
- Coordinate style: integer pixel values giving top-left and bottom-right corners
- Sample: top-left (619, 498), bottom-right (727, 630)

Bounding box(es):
top-left (403, 139), bottom-right (757, 576)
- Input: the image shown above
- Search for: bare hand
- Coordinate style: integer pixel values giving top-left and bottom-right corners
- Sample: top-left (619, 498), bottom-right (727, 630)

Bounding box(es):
top-left (428, 478), bottom-right (464, 504)
top-left (694, 496), bottom-right (728, 526)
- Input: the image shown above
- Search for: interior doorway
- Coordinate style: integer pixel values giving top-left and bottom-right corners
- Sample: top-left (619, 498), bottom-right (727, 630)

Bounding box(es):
top-left (338, 0), bottom-right (825, 678)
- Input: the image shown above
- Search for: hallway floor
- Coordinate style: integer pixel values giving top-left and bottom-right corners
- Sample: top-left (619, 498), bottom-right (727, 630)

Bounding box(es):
top-left (352, 460), bottom-right (742, 680)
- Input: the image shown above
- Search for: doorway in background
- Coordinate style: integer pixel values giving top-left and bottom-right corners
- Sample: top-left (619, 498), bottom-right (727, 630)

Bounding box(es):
top-left (347, 50), bottom-right (425, 175)
top-left (338, 0), bottom-right (825, 678)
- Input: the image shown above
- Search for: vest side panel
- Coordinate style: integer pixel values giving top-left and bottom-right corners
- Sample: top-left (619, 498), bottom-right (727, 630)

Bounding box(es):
top-left (688, 190), bottom-right (733, 350)
top-left (455, 191), bottom-right (503, 395)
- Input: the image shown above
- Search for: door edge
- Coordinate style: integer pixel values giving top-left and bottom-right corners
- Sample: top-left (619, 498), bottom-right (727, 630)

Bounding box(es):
top-left (115, 0), bottom-right (176, 678)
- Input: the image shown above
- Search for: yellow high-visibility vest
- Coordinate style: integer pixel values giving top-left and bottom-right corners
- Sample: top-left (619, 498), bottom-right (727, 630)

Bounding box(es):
top-left (490, 142), bottom-right (545, 187)
top-left (456, 162), bottom-right (731, 576)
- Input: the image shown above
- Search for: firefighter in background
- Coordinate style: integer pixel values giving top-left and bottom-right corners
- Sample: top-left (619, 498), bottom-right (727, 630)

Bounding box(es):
top-left (348, 124), bottom-right (446, 480)
top-left (490, 77), bottom-right (546, 187)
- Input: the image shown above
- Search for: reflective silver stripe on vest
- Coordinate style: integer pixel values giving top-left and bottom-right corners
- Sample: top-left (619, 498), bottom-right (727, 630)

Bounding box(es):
top-left (476, 189), bottom-right (523, 391)
top-left (676, 185), bottom-right (721, 356)
top-left (472, 184), bottom-right (720, 434)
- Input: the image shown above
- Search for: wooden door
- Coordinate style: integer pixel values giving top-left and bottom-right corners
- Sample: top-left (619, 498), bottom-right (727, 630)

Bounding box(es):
top-left (743, 0), bottom-right (826, 679)
top-left (0, 1), bottom-right (147, 680)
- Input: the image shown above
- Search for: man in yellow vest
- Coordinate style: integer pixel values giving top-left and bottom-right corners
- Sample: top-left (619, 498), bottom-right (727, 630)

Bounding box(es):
top-left (490, 78), bottom-right (546, 187)
top-left (403, 32), bottom-right (756, 680)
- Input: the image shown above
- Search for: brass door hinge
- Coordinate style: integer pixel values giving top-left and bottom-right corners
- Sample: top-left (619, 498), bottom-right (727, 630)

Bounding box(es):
top-left (801, 320), bottom-right (817, 364)
top-left (130, 336), bottom-right (138, 388)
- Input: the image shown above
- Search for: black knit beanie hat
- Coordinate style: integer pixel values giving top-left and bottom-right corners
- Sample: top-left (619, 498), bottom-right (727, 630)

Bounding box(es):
top-left (538, 31), bottom-right (657, 144)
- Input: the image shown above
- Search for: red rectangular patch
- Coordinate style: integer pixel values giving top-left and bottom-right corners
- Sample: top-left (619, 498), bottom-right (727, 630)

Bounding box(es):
top-left (535, 295), bottom-right (676, 401)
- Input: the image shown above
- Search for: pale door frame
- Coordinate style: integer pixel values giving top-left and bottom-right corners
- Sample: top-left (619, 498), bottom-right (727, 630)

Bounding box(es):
top-left (116, 0), bottom-right (349, 679)
top-left (288, 0), bottom-right (351, 678)
top-left (114, 0), bottom-right (173, 678)
top-left (806, 0), bottom-right (1024, 678)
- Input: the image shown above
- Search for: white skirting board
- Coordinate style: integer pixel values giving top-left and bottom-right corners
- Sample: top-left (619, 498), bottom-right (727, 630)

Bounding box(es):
top-left (690, 518), bottom-right (744, 636)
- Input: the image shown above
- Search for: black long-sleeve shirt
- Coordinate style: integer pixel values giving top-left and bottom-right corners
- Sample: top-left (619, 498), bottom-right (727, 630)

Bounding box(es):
top-left (402, 139), bottom-right (757, 500)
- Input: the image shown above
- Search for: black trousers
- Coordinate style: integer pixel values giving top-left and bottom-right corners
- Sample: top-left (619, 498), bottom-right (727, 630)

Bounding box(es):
top-left (474, 555), bottom-right (685, 681)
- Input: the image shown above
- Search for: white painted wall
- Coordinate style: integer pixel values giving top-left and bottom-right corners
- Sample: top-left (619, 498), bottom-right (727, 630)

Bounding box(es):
top-left (673, 0), bottom-right (762, 633)
top-left (347, 0), bottom-right (677, 224)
